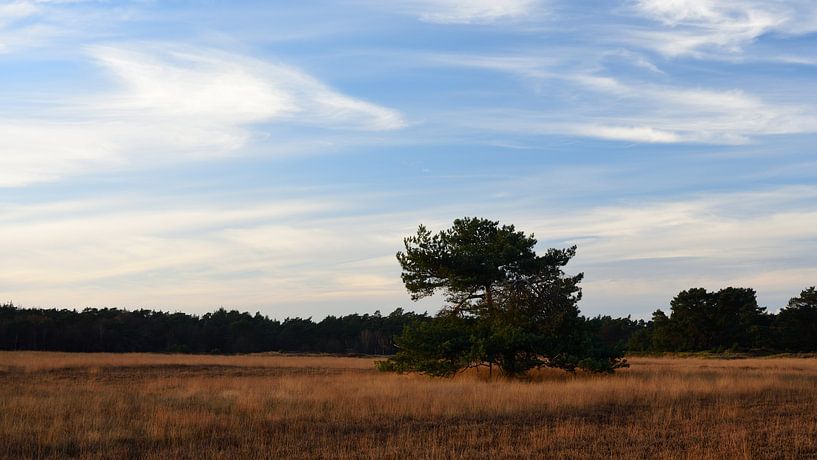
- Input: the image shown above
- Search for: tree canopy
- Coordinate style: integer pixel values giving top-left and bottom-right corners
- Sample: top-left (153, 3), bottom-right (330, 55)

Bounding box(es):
top-left (643, 287), bottom-right (769, 352)
top-left (379, 217), bottom-right (627, 377)
top-left (773, 287), bottom-right (817, 352)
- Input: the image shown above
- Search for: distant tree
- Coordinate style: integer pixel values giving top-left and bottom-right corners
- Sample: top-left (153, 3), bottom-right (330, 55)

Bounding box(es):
top-left (774, 287), bottom-right (817, 352)
top-left (587, 315), bottom-right (647, 352)
top-left (669, 288), bottom-right (714, 350)
top-left (714, 287), bottom-right (770, 350)
top-left (378, 217), bottom-right (626, 377)
top-left (650, 287), bottom-right (767, 352)
top-left (648, 309), bottom-right (676, 351)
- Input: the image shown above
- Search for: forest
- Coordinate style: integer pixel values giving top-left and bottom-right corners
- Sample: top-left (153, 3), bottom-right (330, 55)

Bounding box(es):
top-left (2, 286), bottom-right (815, 355)
top-left (0, 304), bottom-right (427, 355)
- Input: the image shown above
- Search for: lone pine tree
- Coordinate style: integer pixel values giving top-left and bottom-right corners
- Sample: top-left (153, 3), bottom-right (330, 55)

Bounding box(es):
top-left (377, 217), bottom-right (626, 377)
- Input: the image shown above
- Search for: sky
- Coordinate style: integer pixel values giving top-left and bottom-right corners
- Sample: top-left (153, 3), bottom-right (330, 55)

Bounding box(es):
top-left (1, 0), bottom-right (817, 319)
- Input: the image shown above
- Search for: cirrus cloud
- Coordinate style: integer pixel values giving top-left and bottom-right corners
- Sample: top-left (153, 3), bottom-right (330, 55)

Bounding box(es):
top-left (628, 0), bottom-right (817, 57)
top-left (376, 0), bottom-right (543, 24)
top-left (0, 44), bottom-right (405, 187)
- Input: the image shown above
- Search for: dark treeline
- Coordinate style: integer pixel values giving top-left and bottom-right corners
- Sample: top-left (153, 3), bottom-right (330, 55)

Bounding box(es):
top-left (0, 305), bottom-right (428, 355)
top-left (588, 286), bottom-right (817, 353)
top-left (2, 286), bottom-right (816, 355)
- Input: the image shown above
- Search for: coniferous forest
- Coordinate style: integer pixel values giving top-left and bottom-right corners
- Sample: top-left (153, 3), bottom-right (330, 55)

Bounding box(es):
top-left (2, 286), bottom-right (816, 355)
top-left (0, 304), bottom-right (427, 355)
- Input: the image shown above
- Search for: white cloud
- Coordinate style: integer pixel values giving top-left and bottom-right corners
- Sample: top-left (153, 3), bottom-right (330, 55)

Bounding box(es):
top-left (602, 48), bottom-right (666, 74)
top-left (0, 0), bottom-right (50, 53)
top-left (0, 1), bottom-right (38, 24)
top-left (2, 183), bottom-right (817, 316)
top-left (629, 0), bottom-right (817, 57)
top-left (388, 0), bottom-right (541, 24)
top-left (493, 185), bottom-right (817, 313)
top-left (556, 76), bottom-right (817, 144)
top-left (91, 47), bottom-right (299, 123)
top-left (0, 195), bottom-right (413, 316)
top-left (0, 45), bottom-right (405, 187)
top-left (18, 185), bottom-right (816, 318)
top-left (0, 0), bottom-right (111, 54)
top-left (569, 125), bottom-right (681, 143)
top-left (529, 186), bottom-right (817, 262)
top-left (89, 46), bottom-right (406, 132)
top-left (425, 53), bottom-right (558, 78)
top-left (432, 52), bottom-right (817, 144)
top-left (463, 87), bottom-right (815, 145)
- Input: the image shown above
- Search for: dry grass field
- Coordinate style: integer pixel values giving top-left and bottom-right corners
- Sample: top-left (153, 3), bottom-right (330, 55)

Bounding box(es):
top-left (1, 352), bottom-right (816, 459)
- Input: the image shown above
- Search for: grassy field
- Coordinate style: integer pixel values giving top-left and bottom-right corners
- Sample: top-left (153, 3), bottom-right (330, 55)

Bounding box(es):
top-left (1, 352), bottom-right (816, 459)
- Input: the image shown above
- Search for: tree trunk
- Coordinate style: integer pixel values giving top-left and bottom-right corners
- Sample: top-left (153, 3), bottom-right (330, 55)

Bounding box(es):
top-left (485, 285), bottom-right (494, 310)
top-left (486, 285), bottom-right (495, 381)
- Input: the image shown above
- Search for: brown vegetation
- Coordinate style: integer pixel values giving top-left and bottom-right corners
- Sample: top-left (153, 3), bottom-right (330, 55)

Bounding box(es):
top-left (1, 352), bottom-right (816, 459)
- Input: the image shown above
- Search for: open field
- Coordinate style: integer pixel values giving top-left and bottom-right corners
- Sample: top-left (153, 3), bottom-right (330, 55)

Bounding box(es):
top-left (2, 352), bottom-right (817, 459)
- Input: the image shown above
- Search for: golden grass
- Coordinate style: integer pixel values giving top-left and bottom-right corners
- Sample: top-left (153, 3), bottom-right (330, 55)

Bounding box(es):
top-left (0, 351), bottom-right (378, 372)
top-left (1, 352), bottom-right (816, 459)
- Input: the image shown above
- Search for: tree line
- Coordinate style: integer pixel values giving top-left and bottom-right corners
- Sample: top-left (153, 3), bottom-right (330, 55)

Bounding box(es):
top-left (1, 286), bottom-right (815, 357)
top-left (591, 286), bottom-right (817, 354)
top-left (0, 304), bottom-right (428, 355)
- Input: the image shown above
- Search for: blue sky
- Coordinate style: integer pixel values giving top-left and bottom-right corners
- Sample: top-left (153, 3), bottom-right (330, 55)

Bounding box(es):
top-left (2, 0), bottom-right (817, 319)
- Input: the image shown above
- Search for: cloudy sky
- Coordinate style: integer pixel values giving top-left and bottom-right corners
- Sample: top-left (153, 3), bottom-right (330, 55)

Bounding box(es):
top-left (2, 0), bottom-right (817, 319)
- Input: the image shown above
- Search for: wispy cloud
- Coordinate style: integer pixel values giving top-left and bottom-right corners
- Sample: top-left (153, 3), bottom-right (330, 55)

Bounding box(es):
top-left (0, 1), bottom-right (37, 24)
top-left (91, 46), bottom-right (405, 130)
top-left (0, 0), bottom-right (125, 54)
top-left (382, 0), bottom-right (542, 24)
top-left (557, 76), bottom-right (817, 144)
top-left (0, 0), bottom-right (55, 53)
top-left (568, 125), bottom-right (681, 143)
top-left (0, 44), bottom-right (405, 186)
top-left (497, 185), bottom-right (817, 313)
top-left (0, 193), bottom-right (416, 315)
top-left (424, 51), bottom-right (817, 144)
top-left (627, 0), bottom-right (817, 57)
top-left (3, 183), bottom-right (816, 316)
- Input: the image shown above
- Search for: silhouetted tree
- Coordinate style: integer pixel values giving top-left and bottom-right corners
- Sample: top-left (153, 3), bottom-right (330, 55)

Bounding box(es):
top-left (648, 309), bottom-right (676, 351)
top-left (774, 287), bottom-right (817, 352)
top-left (642, 287), bottom-right (767, 352)
top-left (587, 315), bottom-right (647, 351)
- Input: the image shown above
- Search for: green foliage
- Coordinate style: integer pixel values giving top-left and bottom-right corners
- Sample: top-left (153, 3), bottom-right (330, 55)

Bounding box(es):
top-left (586, 315), bottom-right (648, 352)
top-left (581, 286), bottom-right (817, 355)
top-left (773, 287), bottom-right (817, 352)
top-left (655, 287), bottom-right (767, 352)
top-left (648, 309), bottom-right (676, 351)
top-left (376, 314), bottom-right (478, 376)
top-left (381, 217), bottom-right (627, 377)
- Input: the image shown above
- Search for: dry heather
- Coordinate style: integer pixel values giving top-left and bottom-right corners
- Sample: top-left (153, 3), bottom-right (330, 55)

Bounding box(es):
top-left (1, 352), bottom-right (816, 459)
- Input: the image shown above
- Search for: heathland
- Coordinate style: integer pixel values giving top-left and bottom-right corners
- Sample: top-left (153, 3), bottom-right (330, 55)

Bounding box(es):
top-left (2, 352), bottom-right (816, 459)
